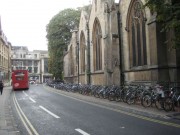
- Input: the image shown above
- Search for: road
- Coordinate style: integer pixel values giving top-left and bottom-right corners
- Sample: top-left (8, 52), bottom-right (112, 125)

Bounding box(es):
top-left (10, 84), bottom-right (180, 135)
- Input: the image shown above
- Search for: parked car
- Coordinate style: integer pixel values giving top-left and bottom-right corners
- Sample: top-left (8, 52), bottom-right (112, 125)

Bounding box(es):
top-left (29, 80), bottom-right (35, 84)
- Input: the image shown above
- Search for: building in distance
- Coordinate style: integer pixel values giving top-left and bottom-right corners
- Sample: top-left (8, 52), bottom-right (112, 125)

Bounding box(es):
top-left (11, 46), bottom-right (52, 83)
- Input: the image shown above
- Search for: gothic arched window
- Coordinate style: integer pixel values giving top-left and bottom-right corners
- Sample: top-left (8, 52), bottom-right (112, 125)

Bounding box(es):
top-left (127, 0), bottom-right (147, 68)
top-left (80, 32), bottom-right (86, 73)
top-left (93, 18), bottom-right (102, 71)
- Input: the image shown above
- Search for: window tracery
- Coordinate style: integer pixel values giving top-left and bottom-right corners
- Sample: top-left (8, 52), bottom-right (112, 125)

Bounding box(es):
top-left (127, 0), bottom-right (147, 67)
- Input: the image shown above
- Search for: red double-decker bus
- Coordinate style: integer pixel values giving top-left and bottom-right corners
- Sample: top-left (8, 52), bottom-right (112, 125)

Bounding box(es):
top-left (12, 70), bottom-right (29, 90)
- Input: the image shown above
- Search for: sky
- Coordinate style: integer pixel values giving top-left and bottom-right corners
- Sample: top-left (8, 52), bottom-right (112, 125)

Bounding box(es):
top-left (0, 0), bottom-right (90, 51)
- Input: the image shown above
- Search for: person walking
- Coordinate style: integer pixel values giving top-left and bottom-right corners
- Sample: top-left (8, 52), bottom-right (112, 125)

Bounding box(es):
top-left (0, 80), bottom-right (4, 95)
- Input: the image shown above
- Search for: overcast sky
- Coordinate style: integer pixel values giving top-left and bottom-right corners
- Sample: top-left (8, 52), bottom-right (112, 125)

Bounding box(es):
top-left (0, 0), bottom-right (90, 51)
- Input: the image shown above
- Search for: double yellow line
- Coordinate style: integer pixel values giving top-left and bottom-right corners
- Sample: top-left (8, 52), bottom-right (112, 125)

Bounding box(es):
top-left (13, 93), bottom-right (39, 135)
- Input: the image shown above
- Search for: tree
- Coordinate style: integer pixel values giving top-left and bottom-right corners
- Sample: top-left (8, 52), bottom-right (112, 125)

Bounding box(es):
top-left (46, 8), bottom-right (81, 80)
top-left (144, 0), bottom-right (180, 48)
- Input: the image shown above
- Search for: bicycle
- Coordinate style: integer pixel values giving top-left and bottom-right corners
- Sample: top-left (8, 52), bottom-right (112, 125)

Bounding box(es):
top-left (163, 87), bottom-right (180, 112)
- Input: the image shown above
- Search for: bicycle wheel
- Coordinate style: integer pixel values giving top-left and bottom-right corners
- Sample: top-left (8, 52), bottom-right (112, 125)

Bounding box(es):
top-left (127, 95), bottom-right (135, 105)
top-left (155, 98), bottom-right (164, 110)
top-left (142, 95), bottom-right (151, 107)
top-left (164, 97), bottom-right (173, 112)
top-left (108, 92), bottom-right (115, 101)
top-left (94, 93), bottom-right (99, 98)
top-left (115, 91), bottom-right (121, 102)
top-left (115, 96), bottom-right (121, 102)
top-left (103, 93), bottom-right (108, 99)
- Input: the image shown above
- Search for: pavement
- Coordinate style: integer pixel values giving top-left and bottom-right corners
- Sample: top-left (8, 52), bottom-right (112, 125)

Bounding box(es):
top-left (0, 85), bottom-right (180, 135)
top-left (0, 86), bottom-right (20, 135)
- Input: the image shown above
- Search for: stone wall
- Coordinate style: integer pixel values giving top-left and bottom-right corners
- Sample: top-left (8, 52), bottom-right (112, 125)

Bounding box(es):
top-left (63, 0), bottom-right (180, 85)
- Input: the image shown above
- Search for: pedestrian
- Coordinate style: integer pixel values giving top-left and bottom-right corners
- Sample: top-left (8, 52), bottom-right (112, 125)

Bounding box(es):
top-left (0, 80), bottom-right (4, 95)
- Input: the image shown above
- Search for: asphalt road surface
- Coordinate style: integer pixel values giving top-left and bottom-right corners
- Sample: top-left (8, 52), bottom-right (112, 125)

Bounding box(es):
top-left (10, 84), bottom-right (180, 135)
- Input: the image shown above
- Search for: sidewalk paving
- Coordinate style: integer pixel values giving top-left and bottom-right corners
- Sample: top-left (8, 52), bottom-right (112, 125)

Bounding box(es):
top-left (0, 86), bottom-right (20, 135)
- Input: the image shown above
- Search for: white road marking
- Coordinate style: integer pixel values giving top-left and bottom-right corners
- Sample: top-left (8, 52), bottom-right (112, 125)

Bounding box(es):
top-left (120, 126), bottom-right (125, 129)
top-left (23, 91), bottom-right (28, 96)
top-left (29, 97), bottom-right (36, 103)
top-left (75, 129), bottom-right (90, 135)
top-left (39, 106), bottom-right (60, 119)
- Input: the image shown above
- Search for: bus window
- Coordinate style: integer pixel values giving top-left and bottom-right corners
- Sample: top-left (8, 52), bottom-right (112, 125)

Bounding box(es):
top-left (15, 72), bottom-right (25, 80)
top-left (16, 76), bottom-right (24, 80)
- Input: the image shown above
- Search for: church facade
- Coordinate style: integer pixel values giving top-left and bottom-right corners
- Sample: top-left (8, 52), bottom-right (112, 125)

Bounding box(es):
top-left (63, 0), bottom-right (180, 86)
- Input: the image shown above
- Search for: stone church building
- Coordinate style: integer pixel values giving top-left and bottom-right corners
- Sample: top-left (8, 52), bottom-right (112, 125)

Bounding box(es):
top-left (63, 0), bottom-right (180, 86)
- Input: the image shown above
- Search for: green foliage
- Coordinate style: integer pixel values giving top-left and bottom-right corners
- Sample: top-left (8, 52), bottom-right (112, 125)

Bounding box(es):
top-left (46, 8), bottom-right (81, 79)
top-left (144, 0), bottom-right (180, 48)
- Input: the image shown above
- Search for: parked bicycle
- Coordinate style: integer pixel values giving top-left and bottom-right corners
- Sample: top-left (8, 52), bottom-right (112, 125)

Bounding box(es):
top-left (163, 87), bottom-right (180, 112)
